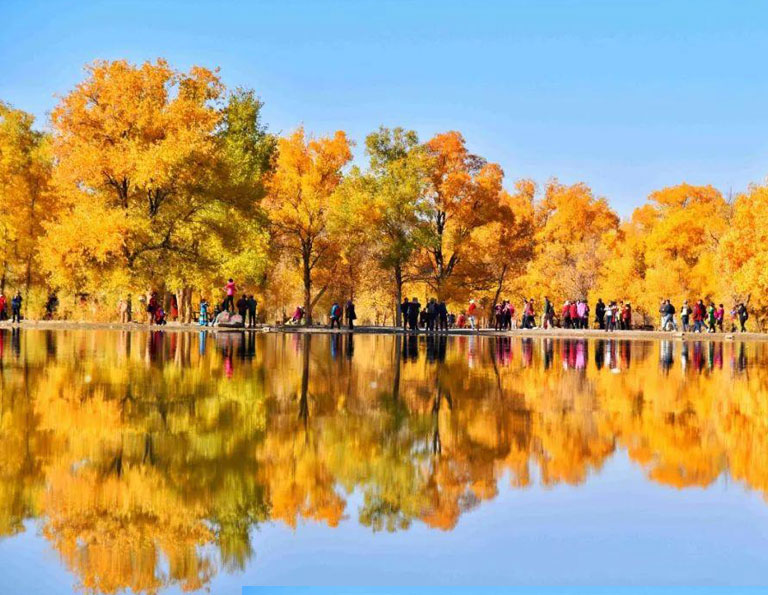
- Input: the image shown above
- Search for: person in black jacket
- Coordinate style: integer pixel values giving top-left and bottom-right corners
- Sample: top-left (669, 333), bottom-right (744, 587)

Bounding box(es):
top-left (594, 299), bottom-right (605, 330)
top-left (400, 298), bottom-right (410, 329)
top-left (246, 295), bottom-right (258, 327)
top-left (236, 294), bottom-right (248, 321)
top-left (408, 298), bottom-right (420, 331)
top-left (345, 299), bottom-right (357, 330)
top-left (437, 300), bottom-right (448, 331)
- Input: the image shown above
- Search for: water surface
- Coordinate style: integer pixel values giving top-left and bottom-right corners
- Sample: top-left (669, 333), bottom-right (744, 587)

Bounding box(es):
top-left (1, 330), bottom-right (767, 593)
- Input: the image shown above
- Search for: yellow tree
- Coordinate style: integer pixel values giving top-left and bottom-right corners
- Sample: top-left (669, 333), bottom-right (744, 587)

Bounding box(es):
top-left (263, 127), bottom-right (352, 324)
top-left (719, 183), bottom-right (768, 322)
top-left (332, 127), bottom-right (428, 325)
top-left (418, 131), bottom-right (505, 300)
top-left (597, 183), bottom-right (728, 320)
top-left (524, 180), bottom-right (619, 304)
top-left (43, 59), bottom-right (223, 297)
top-left (0, 102), bottom-right (55, 308)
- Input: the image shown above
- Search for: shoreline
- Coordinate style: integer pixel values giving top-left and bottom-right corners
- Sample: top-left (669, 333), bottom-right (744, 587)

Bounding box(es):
top-left (0, 319), bottom-right (764, 342)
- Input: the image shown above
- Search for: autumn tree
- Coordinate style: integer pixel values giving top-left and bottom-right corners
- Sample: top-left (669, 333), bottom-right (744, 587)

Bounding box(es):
top-left (596, 183), bottom-right (728, 321)
top-left (263, 128), bottom-right (352, 324)
top-left (0, 102), bottom-right (55, 308)
top-left (719, 183), bottom-right (768, 322)
top-left (418, 131), bottom-right (505, 300)
top-left (333, 127), bottom-right (428, 325)
top-left (524, 180), bottom-right (619, 304)
top-left (42, 59), bottom-right (224, 296)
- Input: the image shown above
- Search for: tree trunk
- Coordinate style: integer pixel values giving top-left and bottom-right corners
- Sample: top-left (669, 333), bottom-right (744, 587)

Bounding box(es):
top-left (489, 265), bottom-right (506, 326)
top-left (303, 248), bottom-right (313, 325)
top-left (394, 264), bottom-right (403, 328)
top-left (24, 257), bottom-right (32, 319)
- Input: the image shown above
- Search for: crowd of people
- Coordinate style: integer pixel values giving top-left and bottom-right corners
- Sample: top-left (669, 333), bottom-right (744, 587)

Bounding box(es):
top-left (0, 277), bottom-right (755, 336)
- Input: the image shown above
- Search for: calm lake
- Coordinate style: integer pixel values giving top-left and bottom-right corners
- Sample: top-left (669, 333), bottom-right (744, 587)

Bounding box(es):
top-left (1, 329), bottom-right (768, 593)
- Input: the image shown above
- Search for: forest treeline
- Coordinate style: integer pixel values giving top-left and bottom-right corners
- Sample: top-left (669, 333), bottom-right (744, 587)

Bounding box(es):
top-left (1, 59), bottom-right (766, 326)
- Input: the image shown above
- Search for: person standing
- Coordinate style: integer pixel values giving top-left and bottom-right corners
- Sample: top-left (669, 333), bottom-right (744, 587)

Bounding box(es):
top-left (223, 278), bottom-right (237, 312)
top-left (408, 297), bottom-right (420, 331)
top-left (236, 294), bottom-right (248, 321)
top-left (199, 298), bottom-right (210, 326)
top-left (0, 292), bottom-right (6, 321)
top-left (400, 298), bottom-right (410, 330)
top-left (247, 295), bottom-right (258, 327)
top-left (11, 292), bottom-right (22, 323)
top-left (569, 300), bottom-right (578, 329)
top-left (437, 300), bottom-right (448, 331)
top-left (576, 300), bottom-right (587, 330)
top-left (147, 292), bottom-right (158, 325)
top-left (622, 302), bottom-right (632, 331)
top-left (426, 298), bottom-right (437, 331)
top-left (118, 297), bottom-right (129, 323)
top-left (170, 295), bottom-right (179, 321)
top-left (595, 298), bottom-right (605, 330)
top-left (604, 301), bottom-right (614, 332)
top-left (345, 299), bottom-right (357, 330)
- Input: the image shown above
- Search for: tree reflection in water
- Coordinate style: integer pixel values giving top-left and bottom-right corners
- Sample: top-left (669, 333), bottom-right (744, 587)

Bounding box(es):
top-left (0, 329), bottom-right (765, 593)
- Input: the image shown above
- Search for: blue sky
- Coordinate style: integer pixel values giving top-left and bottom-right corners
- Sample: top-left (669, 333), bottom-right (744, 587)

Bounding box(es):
top-left (2, 0), bottom-right (767, 215)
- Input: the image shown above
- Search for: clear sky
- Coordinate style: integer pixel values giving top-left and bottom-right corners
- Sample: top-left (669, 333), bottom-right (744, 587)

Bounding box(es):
top-left (2, 0), bottom-right (767, 215)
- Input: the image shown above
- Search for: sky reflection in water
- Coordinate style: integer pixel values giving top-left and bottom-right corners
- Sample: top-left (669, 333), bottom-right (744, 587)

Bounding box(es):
top-left (0, 329), bottom-right (767, 593)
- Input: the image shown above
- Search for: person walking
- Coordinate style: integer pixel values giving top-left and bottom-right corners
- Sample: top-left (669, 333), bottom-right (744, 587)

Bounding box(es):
top-left (715, 303), bottom-right (725, 332)
top-left (681, 300), bottom-right (691, 332)
top-left (11, 292), bottom-right (22, 323)
top-left (604, 301), bottom-right (614, 332)
top-left (494, 302), bottom-right (504, 331)
top-left (329, 302), bottom-right (342, 329)
top-left (247, 295), bottom-right (258, 327)
top-left (692, 300), bottom-right (705, 333)
top-left (467, 299), bottom-right (478, 330)
top-left (662, 300), bottom-right (678, 331)
top-left (223, 278), bottom-right (237, 312)
top-left (737, 302), bottom-right (749, 332)
top-left (345, 299), bottom-right (357, 330)
top-left (707, 302), bottom-right (716, 333)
